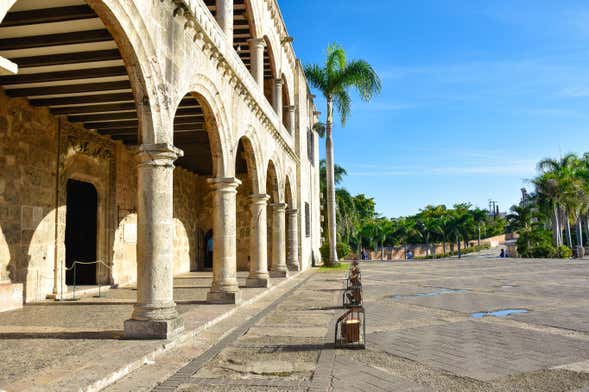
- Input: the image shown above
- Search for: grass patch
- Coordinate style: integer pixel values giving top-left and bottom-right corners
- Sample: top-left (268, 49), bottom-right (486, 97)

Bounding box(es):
top-left (318, 262), bottom-right (350, 272)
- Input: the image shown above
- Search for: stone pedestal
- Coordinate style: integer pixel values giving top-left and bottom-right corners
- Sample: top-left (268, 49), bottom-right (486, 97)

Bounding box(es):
top-left (246, 194), bottom-right (271, 288)
top-left (124, 144), bottom-right (184, 340)
top-left (207, 177), bottom-right (242, 304)
top-left (286, 208), bottom-right (300, 271)
top-left (270, 203), bottom-right (288, 278)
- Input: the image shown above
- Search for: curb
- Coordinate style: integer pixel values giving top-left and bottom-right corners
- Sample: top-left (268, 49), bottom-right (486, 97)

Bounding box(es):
top-left (85, 270), bottom-right (310, 392)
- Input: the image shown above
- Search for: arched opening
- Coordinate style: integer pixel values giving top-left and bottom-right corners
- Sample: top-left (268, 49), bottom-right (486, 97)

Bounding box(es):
top-left (0, 0), bottom-right (151, 301)
top-left (266, 160), bottom-right (279, 271)
top-left (173, 92), bottom-right (221, 273)
top-left (65, 179), bottom-right (97, 285)
top-left (205, 0), bottom-right (258, 71)
top-left (235, 136), bottom-right (259, 271)
top-left (281, 74), bottom-right (291, 131)
top-left (262, 36), bottom-right (277, 106)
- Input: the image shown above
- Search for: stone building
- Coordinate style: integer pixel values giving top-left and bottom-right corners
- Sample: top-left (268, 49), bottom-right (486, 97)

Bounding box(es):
top-left (0, 0), bottom-right (321, 338)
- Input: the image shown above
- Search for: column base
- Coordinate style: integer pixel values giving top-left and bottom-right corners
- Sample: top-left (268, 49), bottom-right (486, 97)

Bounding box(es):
top-left (270, 270), bottom-right (288, 278)
top-left (246, 276), bottom-right (270, 288)
top-left (124, 316), bottom-right (184, 340)
top-left (287, 264), bottom-right (300, 272)
top-left (207, 290), bottom-right (242, 304)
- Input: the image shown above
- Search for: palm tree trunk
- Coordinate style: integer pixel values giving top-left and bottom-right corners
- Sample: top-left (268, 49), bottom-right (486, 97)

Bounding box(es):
top-left (576, 218), bottom-right (583, 248)
top-left (325, 99), bottom-right (338, 266)
top-left (552, 204), bottom-right (561, 246)
top-left (564, 211), bottom-right (573, 248)
top-left (442, 241), bottom-right (446, 256)
top-left (477, 226), bottom-right (481, 247)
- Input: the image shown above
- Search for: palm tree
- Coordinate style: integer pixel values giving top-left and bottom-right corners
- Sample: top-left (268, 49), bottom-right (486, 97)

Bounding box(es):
top-left (536, 153), bottom-right (579, 247)
top-left (305, 43), bottom-right (381, 266)
top-left (471, 208), bottom-right (488, 247)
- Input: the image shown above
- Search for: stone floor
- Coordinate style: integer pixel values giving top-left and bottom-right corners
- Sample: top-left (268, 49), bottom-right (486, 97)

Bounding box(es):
top-left (0, 271), bottom-right (291, 391)
top-left (120, 257), bottom-right (589, 392)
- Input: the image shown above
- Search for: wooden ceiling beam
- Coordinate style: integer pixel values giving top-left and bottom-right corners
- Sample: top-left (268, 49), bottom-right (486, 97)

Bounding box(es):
top-left (0, 66), bottom-right (128, 85)
top-left (12, 49), bottom-right (122, 68)
top-left (0, 29), bottom-right (112, 51)
top-left (6, 80), bottom-right (131, 97)
top-left (1, 5), bottom-right (97, 27)
top-left (30, 92), bottom-right (134, 106)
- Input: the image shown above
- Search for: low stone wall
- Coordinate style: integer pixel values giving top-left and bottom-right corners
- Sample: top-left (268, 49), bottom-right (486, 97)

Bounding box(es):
top-left (351, 234), bottom-right (515, 261)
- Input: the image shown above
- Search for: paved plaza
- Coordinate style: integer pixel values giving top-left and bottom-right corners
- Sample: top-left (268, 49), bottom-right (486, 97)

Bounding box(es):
top-left (4, 257), bottom-right (589, 391)
top-left (127, 256), bottom-right (589, 392)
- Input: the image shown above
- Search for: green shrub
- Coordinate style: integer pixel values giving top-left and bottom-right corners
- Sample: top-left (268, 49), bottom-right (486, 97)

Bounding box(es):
top-left (320, 242), bottom-right (352, 261)
top-left (517, 229), bottom-right (555, 258)
top-left (555, 245), bottom-right (573, 259)
top-left (337, 242), bottom-right (352, 258)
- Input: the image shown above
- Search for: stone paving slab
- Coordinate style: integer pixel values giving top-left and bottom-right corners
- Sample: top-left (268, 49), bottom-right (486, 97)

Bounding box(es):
top-left (368, 319), bottom-right (589, 381)
top-left (511, 305), bottom-right (589, 333)
top-left (390, 291), bottom-right (548, 313)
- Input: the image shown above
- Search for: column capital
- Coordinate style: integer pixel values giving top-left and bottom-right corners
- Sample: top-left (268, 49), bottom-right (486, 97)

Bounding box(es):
top-left (285, 105), bottom-right (296, 113)
top-left (136, 143), bottom-right (183, 167)
top-left (273, 78), bottom-right (283, 87)
top-left (207, 177), bottom-right (242, 191)
top-left (286, 208), bottom-right (298, 216)
top-left (270, 202), bottom-right (288, 212)
top-left (249, 193), bottom-right (270, 204)
top-left (248, 37), bottom-right (266, 48)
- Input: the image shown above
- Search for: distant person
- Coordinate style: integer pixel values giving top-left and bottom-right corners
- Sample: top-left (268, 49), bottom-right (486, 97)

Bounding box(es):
top-left (500, 249), bottom-right (505, 258)
top-left (407, 250), bottom-right (413, 260)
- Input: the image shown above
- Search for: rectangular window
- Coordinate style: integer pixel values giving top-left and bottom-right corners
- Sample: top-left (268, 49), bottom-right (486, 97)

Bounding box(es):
top-left (305, 202), bottom-right (311, 237)
top-left (307, 129), bottom-right (314, 164)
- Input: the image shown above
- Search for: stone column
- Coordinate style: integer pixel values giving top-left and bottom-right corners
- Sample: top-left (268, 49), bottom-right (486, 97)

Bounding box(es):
top-left (216, 0), bottom-right (233, 46)
top-left (125, 143), bottom-right (184, 340)
top-left (286, 208), bottom-right (300, 271)
top-left (248, 38), bottom-right (266, 87)
top-left (285, 105), bottom-right (295, 134)
top-left (246, 194), bottom-right (270, 288)
top-left (207, 177), bottom-right (242, 304)
top-left (270, 203), bottom-right (288, 277)
top-left (272, 79), bottom-right (283, 124)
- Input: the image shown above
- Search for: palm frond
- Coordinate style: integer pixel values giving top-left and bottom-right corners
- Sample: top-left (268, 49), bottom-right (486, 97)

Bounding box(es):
top-left (326, 43), bottom-right (346, 77)
top-left (303, 64), bottom-right (328, 95)
top-left (339, 60), bottom-right (382, 101)
top-left (333, 90), bottom-right (352, 126)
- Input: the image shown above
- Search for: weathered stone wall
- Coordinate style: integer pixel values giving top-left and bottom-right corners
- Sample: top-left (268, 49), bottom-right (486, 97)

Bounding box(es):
top-left (0, 94), bottom-right (58, 302)
top-left (0, 91), bottom-right (208, 301)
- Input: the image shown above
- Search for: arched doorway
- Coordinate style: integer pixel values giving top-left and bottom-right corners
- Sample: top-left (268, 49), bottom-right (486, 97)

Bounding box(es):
top-left (65, 179), bottom-right (98, 285)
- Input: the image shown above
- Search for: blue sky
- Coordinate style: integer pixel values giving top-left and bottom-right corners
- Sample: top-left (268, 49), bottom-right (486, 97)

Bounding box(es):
top-left (280, 0), bottom-right (589, 217)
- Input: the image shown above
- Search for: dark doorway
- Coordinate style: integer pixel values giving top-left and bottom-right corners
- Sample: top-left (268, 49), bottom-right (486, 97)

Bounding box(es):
top-left (204, 230), bottom-right (213, 269)
top-left (65, 179), bottom-right (98, 285)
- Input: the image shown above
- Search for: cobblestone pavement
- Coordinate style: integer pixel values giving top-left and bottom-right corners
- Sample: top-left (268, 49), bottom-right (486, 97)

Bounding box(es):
top-left (139, 257), bottom-right (589, 392)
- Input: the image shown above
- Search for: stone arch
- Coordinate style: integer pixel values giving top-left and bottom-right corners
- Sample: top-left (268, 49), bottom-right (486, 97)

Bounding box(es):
top-left (173, 75), bottom-right (232, 178)
top-left (265, 153), bottom-right (285, 202)
top-left (234, 129), bottom-right (264, 194)
top-left (284, 168), bottom-right (297, 210)
top-left (262, 35), bottom-right (279, 105)
top-left (86, 0), bottom-right (168, 144)
top-left (243, 0), bottom-right (263, 39)
top-left (0, 1), bottom-right (166, 144)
